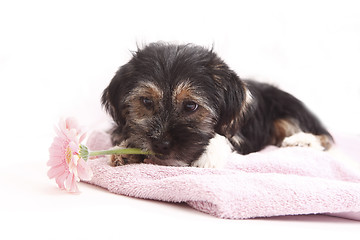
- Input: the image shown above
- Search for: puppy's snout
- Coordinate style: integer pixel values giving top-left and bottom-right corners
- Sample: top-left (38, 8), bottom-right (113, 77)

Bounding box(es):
top-left (152, 139), bottom-right (171, 155)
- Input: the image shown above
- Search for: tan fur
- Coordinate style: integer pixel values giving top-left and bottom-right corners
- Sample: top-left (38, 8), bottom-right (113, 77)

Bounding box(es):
top-left (111, 154), bottom-right (144, 166)
top-left (271, 118), bottom-right (301, 146)
top-left (212, 74), bottom-right (222, 84)
top-left (211, 63), bottom-right (226, 71)
top-left (110, 143), bottom-right (144, 166)
top-left (173, 80), bottom-right (216, 116)
top-left (126, 82), bottom-right (163, 119)
top-left (317, 134), bottom-right (333, 150)
top-left (127, 81), bottom-right (163, 102)
top-left (173, 81), bottom-right (193, 103)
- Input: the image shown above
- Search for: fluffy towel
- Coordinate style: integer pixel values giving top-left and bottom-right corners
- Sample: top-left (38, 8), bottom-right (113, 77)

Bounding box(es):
top-left (85, 131), bottom-right (360, 220)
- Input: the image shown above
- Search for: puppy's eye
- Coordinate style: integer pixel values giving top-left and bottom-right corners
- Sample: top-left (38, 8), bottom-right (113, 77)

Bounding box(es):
top-left (183, 101), bottom-right (199, 113)
top-left (140, 97), bottom-right (153, 110)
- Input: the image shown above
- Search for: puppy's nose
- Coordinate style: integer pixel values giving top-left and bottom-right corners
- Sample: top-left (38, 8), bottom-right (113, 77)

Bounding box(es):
top-left (152, 140), bottom-right (171, 155)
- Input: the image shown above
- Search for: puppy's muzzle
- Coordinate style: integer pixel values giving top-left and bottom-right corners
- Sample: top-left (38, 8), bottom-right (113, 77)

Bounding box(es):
top-left (151, 138), bottom-right (171, 156)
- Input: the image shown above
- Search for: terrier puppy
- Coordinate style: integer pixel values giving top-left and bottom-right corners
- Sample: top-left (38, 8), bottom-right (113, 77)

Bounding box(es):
top-left (102, 42), bottom-right (333, 168)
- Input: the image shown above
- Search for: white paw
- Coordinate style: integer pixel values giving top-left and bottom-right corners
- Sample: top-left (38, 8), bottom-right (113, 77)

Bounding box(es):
top-left (281, 132), bottom-right (324, 151)
top-left (191, 134), bottom-right (233, 168)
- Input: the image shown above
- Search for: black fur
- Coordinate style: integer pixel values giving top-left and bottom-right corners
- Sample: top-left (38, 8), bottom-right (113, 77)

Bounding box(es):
top-left (102, 42), bottom-right (332, 166)
top-left (237, 80), bottom-right (332, 154)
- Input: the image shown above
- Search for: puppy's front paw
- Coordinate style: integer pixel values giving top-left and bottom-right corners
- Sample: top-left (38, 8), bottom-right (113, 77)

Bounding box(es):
top-left (110, 154), bottom-right (144, 167)
top-left (192, 155), bottom-right (223, 168)
top-left (191, 134), bottom-right (232, 168)
top-left (110, 154), bottom-right (125, 166)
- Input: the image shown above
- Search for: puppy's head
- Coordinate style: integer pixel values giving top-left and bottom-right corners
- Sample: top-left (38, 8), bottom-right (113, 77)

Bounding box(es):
top-left (102, 43), bottom-right (247, 166)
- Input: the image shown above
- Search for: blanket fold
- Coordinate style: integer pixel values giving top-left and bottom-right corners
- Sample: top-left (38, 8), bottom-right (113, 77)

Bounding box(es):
top-left (85, 131), bottom-right (360, 220)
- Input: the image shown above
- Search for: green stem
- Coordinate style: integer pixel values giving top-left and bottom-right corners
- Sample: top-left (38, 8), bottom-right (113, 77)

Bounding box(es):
top-left (89, 148), bottom-right (154, 157)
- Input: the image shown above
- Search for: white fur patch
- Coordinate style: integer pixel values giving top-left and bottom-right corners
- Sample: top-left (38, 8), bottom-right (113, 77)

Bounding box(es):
top-left (191, 134), bottom-right (233, 168)
top-left (231, 135), bottom-right (244, 146)
top-left (281, 132), bottom-right (324, 151)
top-left (241, 84), bottom-right (254, 114)
top-left (244, 87), bottom-right (254, 106)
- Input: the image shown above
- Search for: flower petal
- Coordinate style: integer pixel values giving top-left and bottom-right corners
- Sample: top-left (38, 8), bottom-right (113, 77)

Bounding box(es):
top-left (65, 173), bottom-right (79, 193)
top-left (55, 171), bottom-right (69, 190)
top-left (66, 117), bottom-right (80, 132)
top-left (77, 159), bottom-right (93, 181)
top-left (79, 132), bottom-right (87, 143)
top-left (47, 164), bottom-right (67, 179)
top-left (68, 141), bottom-right (79, 154)
top-left (47, 117), bottom-right (92, 193)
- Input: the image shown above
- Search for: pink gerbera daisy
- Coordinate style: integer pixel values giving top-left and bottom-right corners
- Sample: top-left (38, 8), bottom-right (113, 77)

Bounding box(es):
top-left (47, 118), bottom-right (93, 193)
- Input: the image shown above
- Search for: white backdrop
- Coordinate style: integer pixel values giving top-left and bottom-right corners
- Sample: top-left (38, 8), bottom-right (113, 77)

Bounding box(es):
top-left (1, 0), bottom-right (359, 239)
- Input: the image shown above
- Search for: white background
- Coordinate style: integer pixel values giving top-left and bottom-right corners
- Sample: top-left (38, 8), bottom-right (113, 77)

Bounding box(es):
top-left (0, 0), bottom-right (359, 239)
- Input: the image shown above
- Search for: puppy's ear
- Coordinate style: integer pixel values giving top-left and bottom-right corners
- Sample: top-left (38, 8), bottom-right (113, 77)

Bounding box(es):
top-left (212, 65), bottom-right (250, 138)
top-left (102, 64), bottom-right (134, 127)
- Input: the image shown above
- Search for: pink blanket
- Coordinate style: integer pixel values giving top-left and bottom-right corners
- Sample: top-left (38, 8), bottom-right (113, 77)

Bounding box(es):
top-left (85, 131), bottom-right (360, 220)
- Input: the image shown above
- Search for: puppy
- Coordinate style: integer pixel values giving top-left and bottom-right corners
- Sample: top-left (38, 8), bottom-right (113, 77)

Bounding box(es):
top-left (102, 42), bottom-right (333, 168)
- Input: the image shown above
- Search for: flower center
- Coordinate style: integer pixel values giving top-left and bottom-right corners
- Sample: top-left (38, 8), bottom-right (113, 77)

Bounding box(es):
top-left (65, 146), bottom-right (72, 165)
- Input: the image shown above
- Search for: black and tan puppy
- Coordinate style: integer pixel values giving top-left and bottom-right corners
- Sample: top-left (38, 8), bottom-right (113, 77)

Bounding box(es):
top-left (102, 42), bottom-right (333, 168)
